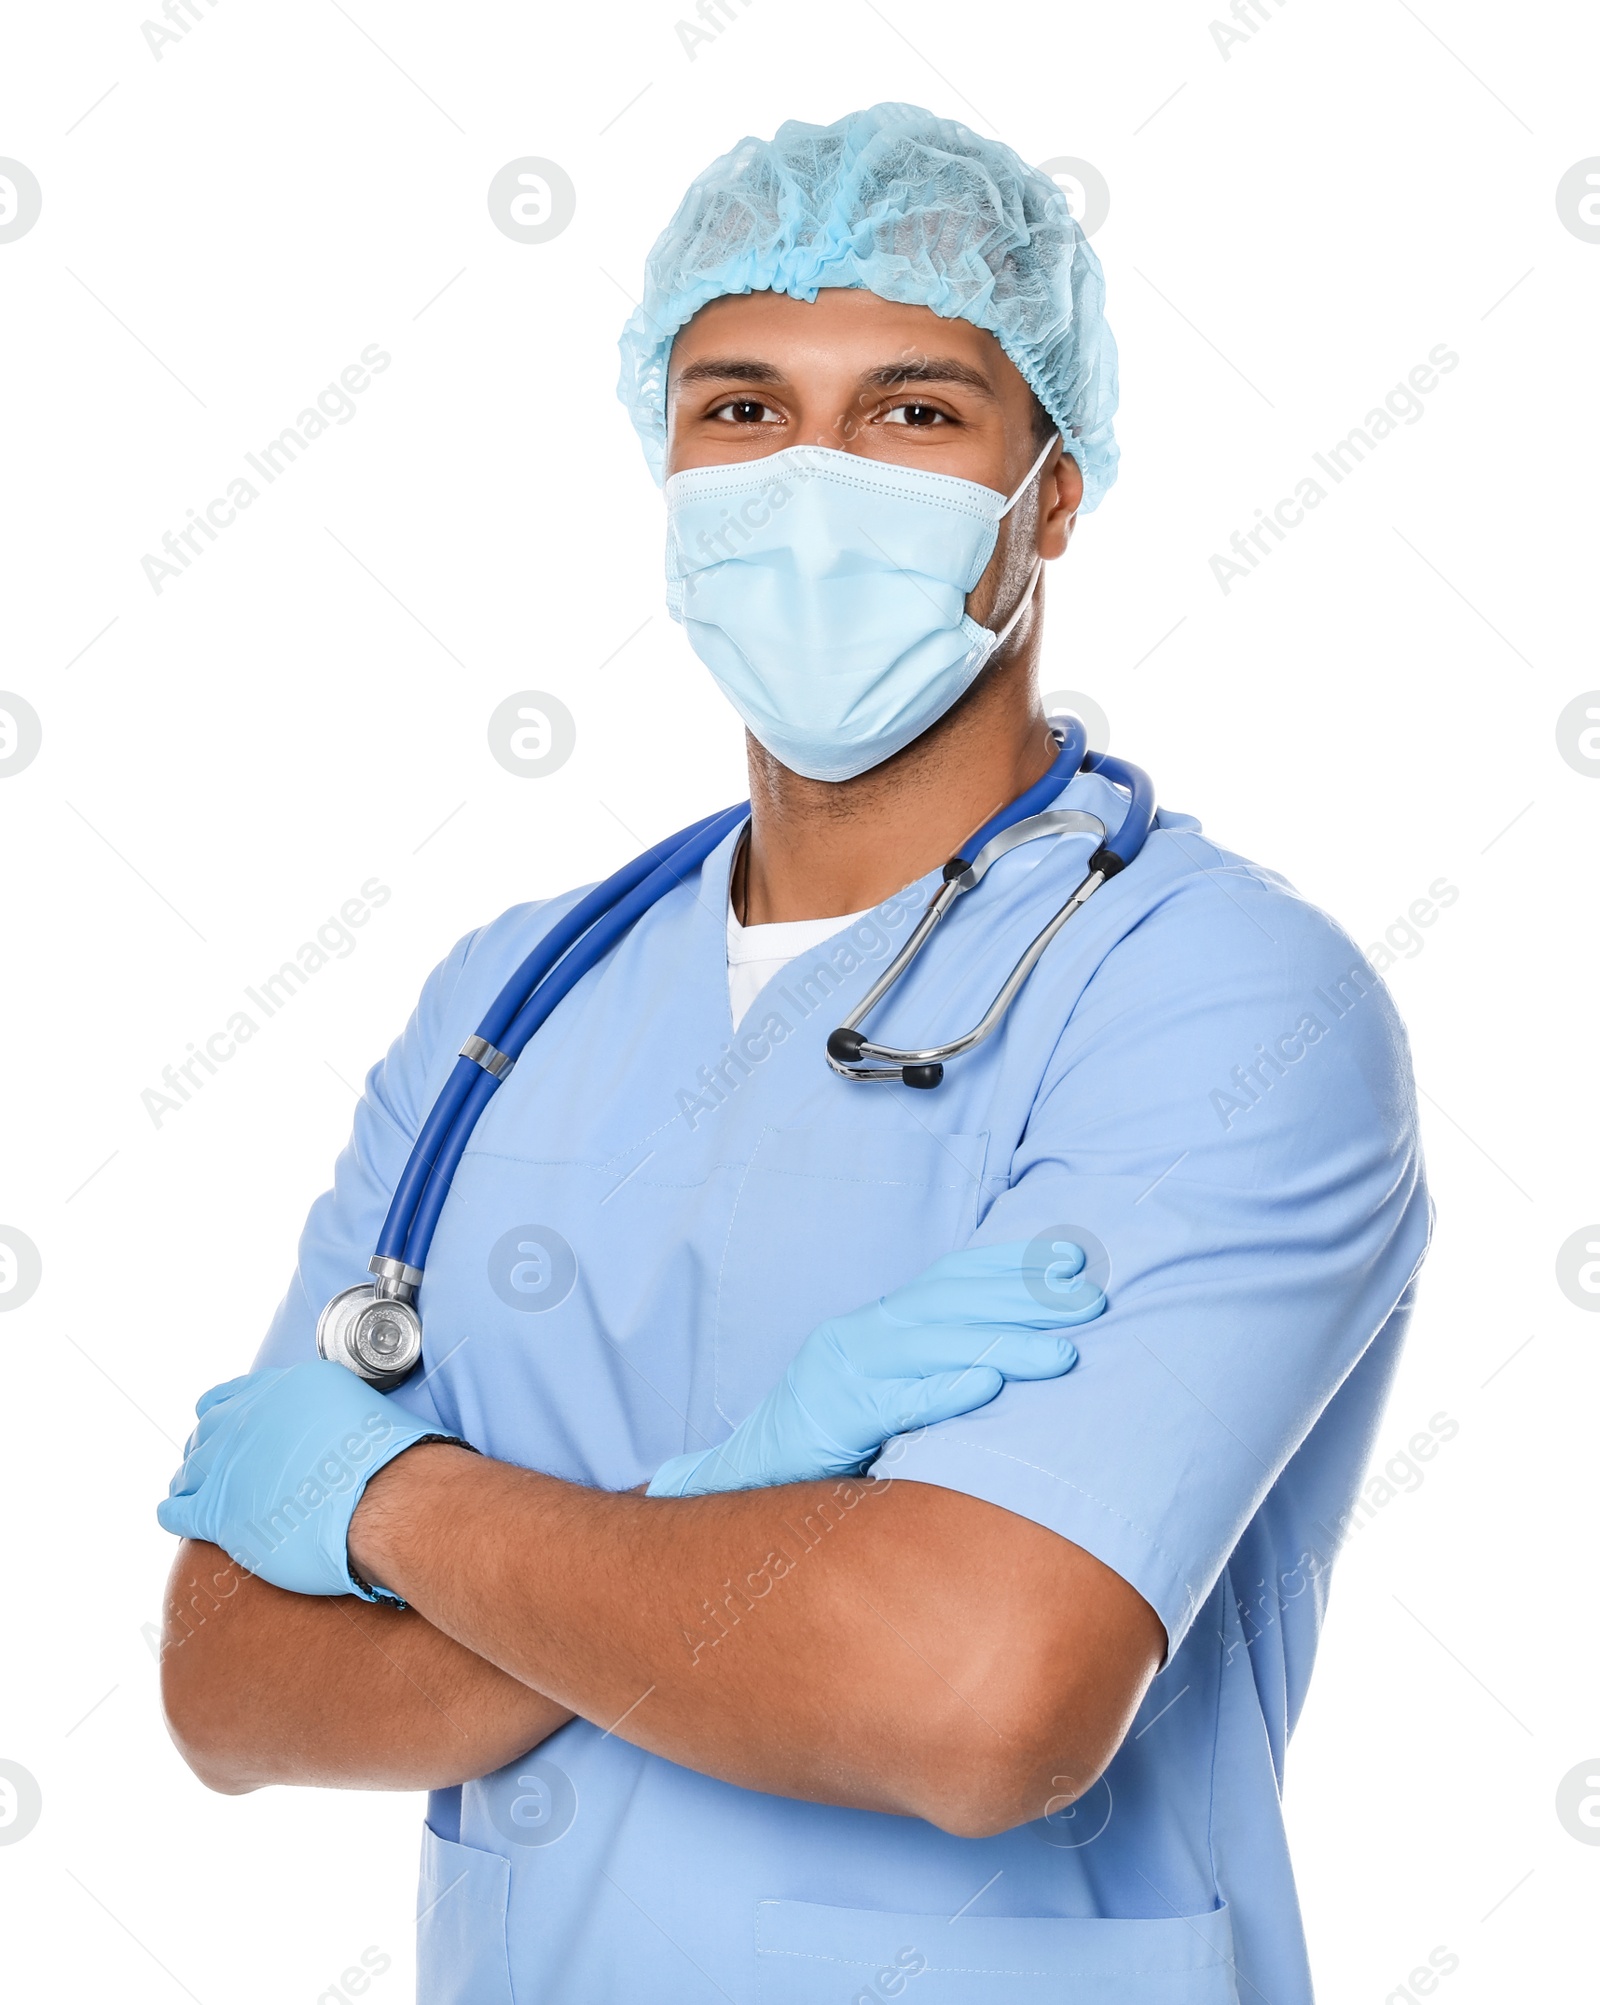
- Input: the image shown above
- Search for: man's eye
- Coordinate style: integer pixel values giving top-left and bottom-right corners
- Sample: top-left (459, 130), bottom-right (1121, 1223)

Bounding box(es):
top-left (711, 399), bottom-right (780, 424)
top-left (881, 402), bottom-right (948, 427)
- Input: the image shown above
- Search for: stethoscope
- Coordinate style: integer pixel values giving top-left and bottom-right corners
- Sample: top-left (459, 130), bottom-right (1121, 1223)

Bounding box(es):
top-left (316, 714), bottom-right (1157, 1388)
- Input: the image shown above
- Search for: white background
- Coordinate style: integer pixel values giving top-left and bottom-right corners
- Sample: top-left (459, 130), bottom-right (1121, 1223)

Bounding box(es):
top-left (1, 0), bottom-right (1596, 1998)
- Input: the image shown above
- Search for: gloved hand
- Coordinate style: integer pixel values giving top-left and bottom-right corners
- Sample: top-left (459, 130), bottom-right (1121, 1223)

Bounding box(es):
top-left (648, 1239), bottom-right (1104, 1498)
top-left (156, 1361), bottom-right (465, 1601)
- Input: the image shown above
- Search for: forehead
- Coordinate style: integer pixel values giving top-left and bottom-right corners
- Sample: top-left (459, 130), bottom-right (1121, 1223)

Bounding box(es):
top-left (667, 287), bottom-right (1020, 394)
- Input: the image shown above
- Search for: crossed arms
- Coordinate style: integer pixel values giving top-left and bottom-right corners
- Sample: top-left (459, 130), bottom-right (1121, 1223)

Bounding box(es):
top-left (163, 1456), bottom-right (1162, 1838)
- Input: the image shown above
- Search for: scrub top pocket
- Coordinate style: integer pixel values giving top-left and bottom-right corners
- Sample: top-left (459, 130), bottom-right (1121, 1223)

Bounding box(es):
top-left (711, 1123), bottom-right (989, 1428)
top-left (417, 1824), bottom-right (516, 2005)
top-left (754, 1898), bottom-right (1241, 2005)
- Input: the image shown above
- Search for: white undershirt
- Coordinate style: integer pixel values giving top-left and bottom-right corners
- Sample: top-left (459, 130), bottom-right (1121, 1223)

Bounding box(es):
top-left (726, 896), bottom-right (870, 1029)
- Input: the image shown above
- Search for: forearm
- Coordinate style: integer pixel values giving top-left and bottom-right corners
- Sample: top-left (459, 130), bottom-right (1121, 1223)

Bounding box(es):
top-left (350, 1446), bottom-right (1159, 1835)
top-left (161, 1539), bottom-right (574, 1794)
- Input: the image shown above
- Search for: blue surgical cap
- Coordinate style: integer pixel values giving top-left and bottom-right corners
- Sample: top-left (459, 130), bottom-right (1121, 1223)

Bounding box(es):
top-left (616, 102), bottom-right (1119, 508)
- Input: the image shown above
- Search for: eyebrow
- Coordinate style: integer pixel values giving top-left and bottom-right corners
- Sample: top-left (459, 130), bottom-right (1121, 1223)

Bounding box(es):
top-left (673, 358), bottom-right (786, 388)
top-left (859, 359), bottom-right (998, 400)
top-left (670, 356), bottom-right (999, 400)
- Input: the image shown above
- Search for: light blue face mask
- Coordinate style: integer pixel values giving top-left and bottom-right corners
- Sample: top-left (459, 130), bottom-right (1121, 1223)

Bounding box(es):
top-left (664, 437), bottom-right (1057, 782)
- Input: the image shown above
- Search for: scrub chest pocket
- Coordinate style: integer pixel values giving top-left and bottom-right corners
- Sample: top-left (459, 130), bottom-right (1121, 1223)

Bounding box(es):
top-left (711, 1124), bottom-right (991, 1428)
top-left (417, 1826), bottom-right (516, 2005)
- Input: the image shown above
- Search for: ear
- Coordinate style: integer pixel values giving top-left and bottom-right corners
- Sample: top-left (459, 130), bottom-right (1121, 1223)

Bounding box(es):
top-left (1038, 447), bottom-right (1083, 560)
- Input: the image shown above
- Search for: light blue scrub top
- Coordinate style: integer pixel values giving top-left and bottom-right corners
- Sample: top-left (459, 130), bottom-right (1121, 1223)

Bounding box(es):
top-left (258, 766), bottom-right (1430, 2005)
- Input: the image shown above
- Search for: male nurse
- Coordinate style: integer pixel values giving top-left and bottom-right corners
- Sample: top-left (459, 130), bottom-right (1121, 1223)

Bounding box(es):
top-left (159, 103), bottom-right (1430, 2005)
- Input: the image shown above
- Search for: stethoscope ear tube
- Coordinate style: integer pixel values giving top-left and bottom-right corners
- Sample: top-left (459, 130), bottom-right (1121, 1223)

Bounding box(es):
top-left (826, 733), bottom-right (1158, 1089)
top-left (956, 713), bottom-right (1088, 866)
top-left (1082, 750), bottom-right (1157, 869)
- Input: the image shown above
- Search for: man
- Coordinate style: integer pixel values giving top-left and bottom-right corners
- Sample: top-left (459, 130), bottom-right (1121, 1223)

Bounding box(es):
top-left (159, 103), bottom-right (1429, 2003)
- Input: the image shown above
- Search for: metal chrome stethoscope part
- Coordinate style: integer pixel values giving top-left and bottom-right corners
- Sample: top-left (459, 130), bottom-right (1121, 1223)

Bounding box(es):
top-left (824, 807), bottom-right (1110, 1088)
top-left (825, 722), bottom-right (1157, 1090)
top-left (315, 1256), bottom-right (426, 1392)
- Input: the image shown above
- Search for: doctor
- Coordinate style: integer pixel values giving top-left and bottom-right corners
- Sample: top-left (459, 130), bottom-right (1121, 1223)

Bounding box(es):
top-left (159, 104), bottom-right (1430, 2005)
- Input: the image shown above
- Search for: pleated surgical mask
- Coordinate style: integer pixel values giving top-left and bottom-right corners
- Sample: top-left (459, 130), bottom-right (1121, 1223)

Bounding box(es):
top-left (664, 436), bottom-right (1056, 782)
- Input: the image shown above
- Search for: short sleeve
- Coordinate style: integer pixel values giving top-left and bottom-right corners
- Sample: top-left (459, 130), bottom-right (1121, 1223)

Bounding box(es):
top-left (877, 850), bottom-right (1433, 1654)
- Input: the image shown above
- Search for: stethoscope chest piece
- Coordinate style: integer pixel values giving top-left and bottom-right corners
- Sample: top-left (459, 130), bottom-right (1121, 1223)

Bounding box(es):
top-left (316, 1259), bottom-right (424, 1389)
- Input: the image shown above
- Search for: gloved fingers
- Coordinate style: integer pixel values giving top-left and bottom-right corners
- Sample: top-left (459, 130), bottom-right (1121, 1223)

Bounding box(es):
top-left (951, 1324), bottom-right (1087, 1375)
top-left (193, 1372), bottom-right (266, 1418)
top-left (878, 1241), bottom-right (1102, 1331)
top-left (645, 1457), bottom-right (688, 1498)
top-left (648, 1439), bottom-right (791, 1497)
top-left (890, 1269), bottom-right (1101, 1327)
top-left (873, 1365), bottom-right (1005, 1435)
top-left (829, 1315), bottom-right (1087, 1382)
top-left (162, 1458), bottom-right (196, 1503)
top-left (164, 1422), bottom-right (225, 1495)
top-left (172, 1373), bottom-right (268, 1472)
top-left (647, 1447), bottom-right (720, 1498)
top-left (155, 1493), bottom-right (200, 1537)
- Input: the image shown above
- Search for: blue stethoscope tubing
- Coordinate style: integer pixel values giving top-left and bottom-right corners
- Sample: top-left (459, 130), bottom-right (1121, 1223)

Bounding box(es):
top-left (968, 717), bottom-right (1152, 872)
top-left (319, 715), bottom-right (1155, 1385)
top-left (375, 800), bottom-right (749, 1276)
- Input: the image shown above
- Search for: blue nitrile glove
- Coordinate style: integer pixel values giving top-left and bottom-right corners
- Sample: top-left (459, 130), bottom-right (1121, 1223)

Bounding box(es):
top-left (648, 1239), bottom-right (1105, 1498)
top-left (156, 1362), bottom-right (466, 1601)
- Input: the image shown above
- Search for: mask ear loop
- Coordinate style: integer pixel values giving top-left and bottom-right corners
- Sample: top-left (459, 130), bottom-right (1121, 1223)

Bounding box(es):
top-left (986, 558), bottom-right (1044, 654)
top-left (996, 432), bottom-right (1061, 518)
top-left (983, 431), bottom-right (1058, 653)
